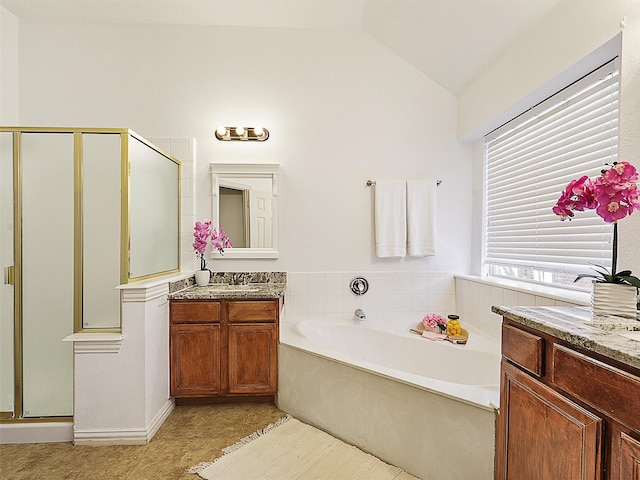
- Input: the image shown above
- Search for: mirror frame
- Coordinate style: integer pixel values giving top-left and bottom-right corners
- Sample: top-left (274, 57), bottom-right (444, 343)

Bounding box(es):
top-left (210, 163), bottom-right (279, 259)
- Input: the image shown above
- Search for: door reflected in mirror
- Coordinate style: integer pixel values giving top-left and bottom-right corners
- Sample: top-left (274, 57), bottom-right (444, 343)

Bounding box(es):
top-left (210, 163), bottom-right (279, 259)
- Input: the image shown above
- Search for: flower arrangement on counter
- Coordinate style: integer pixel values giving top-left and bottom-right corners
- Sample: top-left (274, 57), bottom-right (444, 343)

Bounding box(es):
top-left (552, 161), bottom-right (640, 288)
top-left (193, 221), bottom-right (232, 271)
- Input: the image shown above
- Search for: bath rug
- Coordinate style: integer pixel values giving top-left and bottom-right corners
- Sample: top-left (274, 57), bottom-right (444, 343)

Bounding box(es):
top-left (188, 415), bottom-right (419, 480)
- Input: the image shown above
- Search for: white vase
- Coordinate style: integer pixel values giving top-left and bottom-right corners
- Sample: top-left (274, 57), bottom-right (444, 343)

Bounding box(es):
top-left (195, 270), bottom-right (210, 287)
top-left (591, 283), bottom-right (638, 318)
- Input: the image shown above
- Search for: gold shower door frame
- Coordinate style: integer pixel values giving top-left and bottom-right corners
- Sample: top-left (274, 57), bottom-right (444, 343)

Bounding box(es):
top-left (0, 126), bottom-right (180, 422)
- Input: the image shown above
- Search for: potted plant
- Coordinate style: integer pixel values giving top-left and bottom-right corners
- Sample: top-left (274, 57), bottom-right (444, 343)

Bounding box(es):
top-left (553, 161), bottom-right (640, 317)
top-left (193, 221), bottom-right (232, 286)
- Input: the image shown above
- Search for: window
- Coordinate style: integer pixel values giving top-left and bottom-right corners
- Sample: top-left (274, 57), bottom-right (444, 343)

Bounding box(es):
top-left (484, 59), bottom-right (619, 290)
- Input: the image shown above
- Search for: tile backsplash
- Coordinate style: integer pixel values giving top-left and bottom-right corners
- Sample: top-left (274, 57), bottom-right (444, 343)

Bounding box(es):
top-left (284, 271), bottom-right (456, 322)
top-left (283, 272), bottom-right (589, 339)
top-left (455, 276), bottom-right (587, 338)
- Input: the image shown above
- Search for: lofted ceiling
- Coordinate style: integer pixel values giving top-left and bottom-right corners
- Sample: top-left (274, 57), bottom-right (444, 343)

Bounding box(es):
top-left (0, 0), bottom-right (561, 95)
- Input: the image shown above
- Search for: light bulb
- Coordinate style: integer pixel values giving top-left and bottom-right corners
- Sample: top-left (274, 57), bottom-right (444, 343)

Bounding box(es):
top-left (216, 126), bottom-right (227, 136)
top-left (235, 127), bottom-right (245, 136)
top-left (254, 127), bottom-right (264, 137)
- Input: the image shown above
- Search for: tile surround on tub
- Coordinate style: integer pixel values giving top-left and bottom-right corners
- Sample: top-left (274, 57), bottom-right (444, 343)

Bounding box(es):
top-left (454, 275), bottom-right (587, 339)
top-left (285, 272), bottom-right (588, 336)
top-left (284, 272), bottom-right (456, 322)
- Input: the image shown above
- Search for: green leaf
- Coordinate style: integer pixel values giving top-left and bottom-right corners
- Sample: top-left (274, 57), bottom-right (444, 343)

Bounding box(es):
top-left (574, 274), bottom-right (599, 283)
top-left (619, 276), bottom-right (640, 288)
top-left (591, 265), bottom-right (611, 276)
top-left (591, 263), bottom-right (612, 273)
top-left (615, 270), bottom-right (633, 277)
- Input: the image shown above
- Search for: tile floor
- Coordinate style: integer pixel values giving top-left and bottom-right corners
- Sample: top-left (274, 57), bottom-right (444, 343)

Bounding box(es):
top-left (0, 403), bottom-right (286, 479)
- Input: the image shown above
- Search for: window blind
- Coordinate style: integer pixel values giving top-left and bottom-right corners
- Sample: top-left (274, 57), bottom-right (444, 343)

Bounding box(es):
top-left (484, 59), bottom-right (619, 286)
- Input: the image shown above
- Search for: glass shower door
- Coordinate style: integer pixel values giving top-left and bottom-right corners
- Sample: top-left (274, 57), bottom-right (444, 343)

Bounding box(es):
top-left (0, 132), bottom-right (14, 418)
top-left (20, 133), bottom-right (74, 417)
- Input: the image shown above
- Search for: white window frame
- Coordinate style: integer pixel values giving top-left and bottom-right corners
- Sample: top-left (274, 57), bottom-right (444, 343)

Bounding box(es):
top-left (483, 58), bottom-right (619, 291)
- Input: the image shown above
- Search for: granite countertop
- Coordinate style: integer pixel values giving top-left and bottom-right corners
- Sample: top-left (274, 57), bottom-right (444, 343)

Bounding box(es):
top-left (169, 283), bottom-right (286, 300)
top-left (492, 305), bottom-right (640, 371)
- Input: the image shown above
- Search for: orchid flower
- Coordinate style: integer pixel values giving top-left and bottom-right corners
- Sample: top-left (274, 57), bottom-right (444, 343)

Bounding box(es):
top-left (552, 161), bottom-right (640, 288)
top-left (193, 221), bottom-right (212, 270)
top-left (211, 226), bottom-right (233, 255)
top-left (193, 221), bottom-right (233, 270)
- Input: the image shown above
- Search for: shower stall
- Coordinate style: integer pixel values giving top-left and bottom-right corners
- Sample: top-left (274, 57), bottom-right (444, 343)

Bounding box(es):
top-left (0, 127), bottom-right (180, 429)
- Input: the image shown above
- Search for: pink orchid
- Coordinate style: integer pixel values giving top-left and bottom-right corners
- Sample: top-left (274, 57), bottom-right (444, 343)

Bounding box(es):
top-left (193, 221), bottom-right (213, 270)
top-left (553, 162), bottom-right (639, 224)
top-left (211, 226), bottom-right (233, 254)
top-left (552, 175), bottom-right (597, 220)
top-left (595, 193), bottom-right (629, 223)
top-left (602, 161), bottom-right (639, 185)
top-left (627, 184), bottom-right (640, 213)
top-left (193, 221), bottom-right (233, 270)
top-left (553, 161), bottom-right (640, 287)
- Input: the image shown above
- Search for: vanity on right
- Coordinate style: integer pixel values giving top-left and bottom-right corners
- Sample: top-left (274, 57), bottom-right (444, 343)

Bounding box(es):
top-left (492, 305), bottom-right (640, 480)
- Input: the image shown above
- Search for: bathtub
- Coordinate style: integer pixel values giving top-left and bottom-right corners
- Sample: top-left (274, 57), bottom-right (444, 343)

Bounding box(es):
top-left (277, 315), bottom-right (500, 480)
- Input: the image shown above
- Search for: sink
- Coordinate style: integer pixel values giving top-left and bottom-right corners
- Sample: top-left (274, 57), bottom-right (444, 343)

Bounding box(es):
top-left (617, 331), bottom-right (640, 341)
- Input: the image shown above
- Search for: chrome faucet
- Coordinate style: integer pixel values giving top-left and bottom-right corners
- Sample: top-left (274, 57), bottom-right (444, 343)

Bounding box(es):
top-left (354, 308), bottom-right (366, 320)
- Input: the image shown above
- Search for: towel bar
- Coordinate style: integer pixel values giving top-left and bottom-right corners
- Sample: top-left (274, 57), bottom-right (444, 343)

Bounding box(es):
top-left (366, 179), bottom-right (442, 187)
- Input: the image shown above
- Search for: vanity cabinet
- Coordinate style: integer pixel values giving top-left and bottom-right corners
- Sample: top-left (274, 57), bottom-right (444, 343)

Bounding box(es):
top-left (496, 321), bottom-right (640, 480)
top-left (169, 301), bottom-right (222, 397)
top-left (169, 298), bottom-right (279, 401)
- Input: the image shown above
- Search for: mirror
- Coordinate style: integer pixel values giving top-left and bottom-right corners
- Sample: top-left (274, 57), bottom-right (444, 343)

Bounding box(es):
top-left (129, 135), bottom-right (181, 278)
top-left (210, 163), bottom-right (279, 259)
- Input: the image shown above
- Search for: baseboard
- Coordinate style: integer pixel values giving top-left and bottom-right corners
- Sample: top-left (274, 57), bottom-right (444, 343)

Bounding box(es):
top-left (74, 398), bottom-right (175, 446)
top-left (0, 421), bottom-right (73, 444)
top-left (146, 398), bottom-right (175, 442)
top-left (175, 395), bottom-right (274, 406)
top-left (73, 427), bottom-right (149, 446)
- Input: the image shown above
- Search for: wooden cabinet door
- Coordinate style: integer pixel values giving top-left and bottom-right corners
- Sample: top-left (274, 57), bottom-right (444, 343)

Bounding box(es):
top-left (496, 360), bottom-right (603, 480)
top-left (228, 323), bottom-right (277, 394)
top-left (619, 432), bottom-right (640, 480)
top-left (170, 323), bottom-right (222, 397)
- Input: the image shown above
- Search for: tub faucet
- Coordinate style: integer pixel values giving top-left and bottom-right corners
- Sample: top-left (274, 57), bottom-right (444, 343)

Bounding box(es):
top-left (354, 308), bottom-right (366, 320)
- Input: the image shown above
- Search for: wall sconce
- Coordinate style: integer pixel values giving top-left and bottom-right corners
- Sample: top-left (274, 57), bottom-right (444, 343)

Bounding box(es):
top-left (215, 126), bottom-right (270, 142)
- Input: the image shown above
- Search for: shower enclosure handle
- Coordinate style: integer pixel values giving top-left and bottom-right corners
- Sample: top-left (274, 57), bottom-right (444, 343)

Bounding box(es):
top-left (4, 265), bottom-right (14, 285)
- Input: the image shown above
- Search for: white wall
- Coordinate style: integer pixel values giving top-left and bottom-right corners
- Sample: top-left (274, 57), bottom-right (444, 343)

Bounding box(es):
top-left (16, 21), bottom-right (473, 274)
top-left (459, 0), bottom-right (640, 280)
top-left (0, 5), bottom-right (19, 124)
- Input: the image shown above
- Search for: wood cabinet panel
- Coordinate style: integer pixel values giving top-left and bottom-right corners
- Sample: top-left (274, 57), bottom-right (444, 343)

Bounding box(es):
top-left (498, 319), bottom-right (640, 480)
top-left (170, 298), bottom-right (279, 400)
top-left (228, 301), bottom-right (278, 322)
top-left (170, 323), bottom-right (221, 396)
top-left (497, 360), bottom-right (602, 480)
top-left (170, 301), bottom-right (220, 323)
top-left (619, 432), bottom-right (640, 480)
top-left (502, 324), bottom-right (544, 377)
top-left (552, 344), bottom-right (640, 432)
top-left (228, 323), bottom-right (277, 394)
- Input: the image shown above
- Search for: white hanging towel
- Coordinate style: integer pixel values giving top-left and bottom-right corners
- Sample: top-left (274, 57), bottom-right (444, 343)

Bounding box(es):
top-left (407, 179), bottom-right (437, 256)
top-left (374, 180), bottom-right (407, 257)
